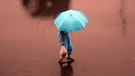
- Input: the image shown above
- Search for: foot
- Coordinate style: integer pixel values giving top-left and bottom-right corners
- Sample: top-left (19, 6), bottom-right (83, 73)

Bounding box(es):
top-left (58, 59), bottom-right (66, 64)
top-left (67, 57), bottom-right (75, 62)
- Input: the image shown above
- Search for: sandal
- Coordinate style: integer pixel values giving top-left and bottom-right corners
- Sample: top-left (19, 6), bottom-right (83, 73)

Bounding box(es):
top-left (67, 57), bottom-right (75, 62)
top-left (58, 59), bottom-right (66, 64)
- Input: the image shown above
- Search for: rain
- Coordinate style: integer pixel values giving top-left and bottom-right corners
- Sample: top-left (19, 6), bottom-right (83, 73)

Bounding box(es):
top-left (0, 0), bottom-right (135, 76)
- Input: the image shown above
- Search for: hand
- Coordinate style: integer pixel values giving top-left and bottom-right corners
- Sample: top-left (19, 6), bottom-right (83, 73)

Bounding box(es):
top-left (62, 42), bottom-right (65, 45)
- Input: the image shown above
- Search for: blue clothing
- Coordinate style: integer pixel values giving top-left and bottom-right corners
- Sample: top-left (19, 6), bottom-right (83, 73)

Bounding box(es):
top-left (58, 31), bottom-right (73, 55)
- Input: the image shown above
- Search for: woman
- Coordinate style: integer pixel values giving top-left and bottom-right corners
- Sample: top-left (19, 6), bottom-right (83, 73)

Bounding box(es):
top-left (58, 30), bottom-right (74, 63)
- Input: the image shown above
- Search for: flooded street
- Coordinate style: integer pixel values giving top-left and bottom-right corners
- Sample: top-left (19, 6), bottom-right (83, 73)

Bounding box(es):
top-left (0, 0), bottom-right (135, 76)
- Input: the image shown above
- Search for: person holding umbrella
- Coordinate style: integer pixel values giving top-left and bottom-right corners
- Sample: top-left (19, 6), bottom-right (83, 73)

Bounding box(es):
top-left (54, 10), bottom-right (89, 64)
top-left (58, 30), bottom-right (74, 63)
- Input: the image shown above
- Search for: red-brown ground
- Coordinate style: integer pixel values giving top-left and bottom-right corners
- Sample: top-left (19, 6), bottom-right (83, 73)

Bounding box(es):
top-left (0, 0), bottom-right (135, 76)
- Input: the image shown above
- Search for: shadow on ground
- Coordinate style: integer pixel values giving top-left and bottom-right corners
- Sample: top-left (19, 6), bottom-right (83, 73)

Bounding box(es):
top-left (21, 0), bottom-right (71, 18)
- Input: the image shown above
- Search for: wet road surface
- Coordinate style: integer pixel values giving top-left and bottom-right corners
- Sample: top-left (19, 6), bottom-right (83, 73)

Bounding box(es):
top-left (0, 0), bottom-right (135, 76)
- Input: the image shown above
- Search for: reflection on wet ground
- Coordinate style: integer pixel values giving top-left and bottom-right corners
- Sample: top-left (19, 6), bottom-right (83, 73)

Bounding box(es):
top-left (119, 0), bottom-right (127, 35)
top-left (59, 63), bottom-right (73, 76)
top-left (21, 0), bottom-right (71, 18)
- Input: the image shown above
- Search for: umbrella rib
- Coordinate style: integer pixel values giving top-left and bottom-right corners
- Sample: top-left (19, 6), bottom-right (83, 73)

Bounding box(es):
top-left (54, 13), bottom-right (69, 29)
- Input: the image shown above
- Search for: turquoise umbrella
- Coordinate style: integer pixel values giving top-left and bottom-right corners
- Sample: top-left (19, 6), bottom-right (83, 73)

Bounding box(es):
top-left (54, 10), bottom-right (89, 32)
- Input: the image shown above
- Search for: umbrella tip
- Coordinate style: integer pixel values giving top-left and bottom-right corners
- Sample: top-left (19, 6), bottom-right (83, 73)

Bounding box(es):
top-left (70, 14), bottom-right (72, 16)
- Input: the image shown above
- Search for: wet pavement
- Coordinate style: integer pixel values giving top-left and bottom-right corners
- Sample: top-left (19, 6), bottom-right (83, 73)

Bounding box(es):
top-left (0, 0), bottom-right (135, 76)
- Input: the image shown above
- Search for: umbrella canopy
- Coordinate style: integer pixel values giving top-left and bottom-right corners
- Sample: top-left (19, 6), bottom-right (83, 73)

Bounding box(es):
top-left (54, 10), bottom-right (89, 32)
